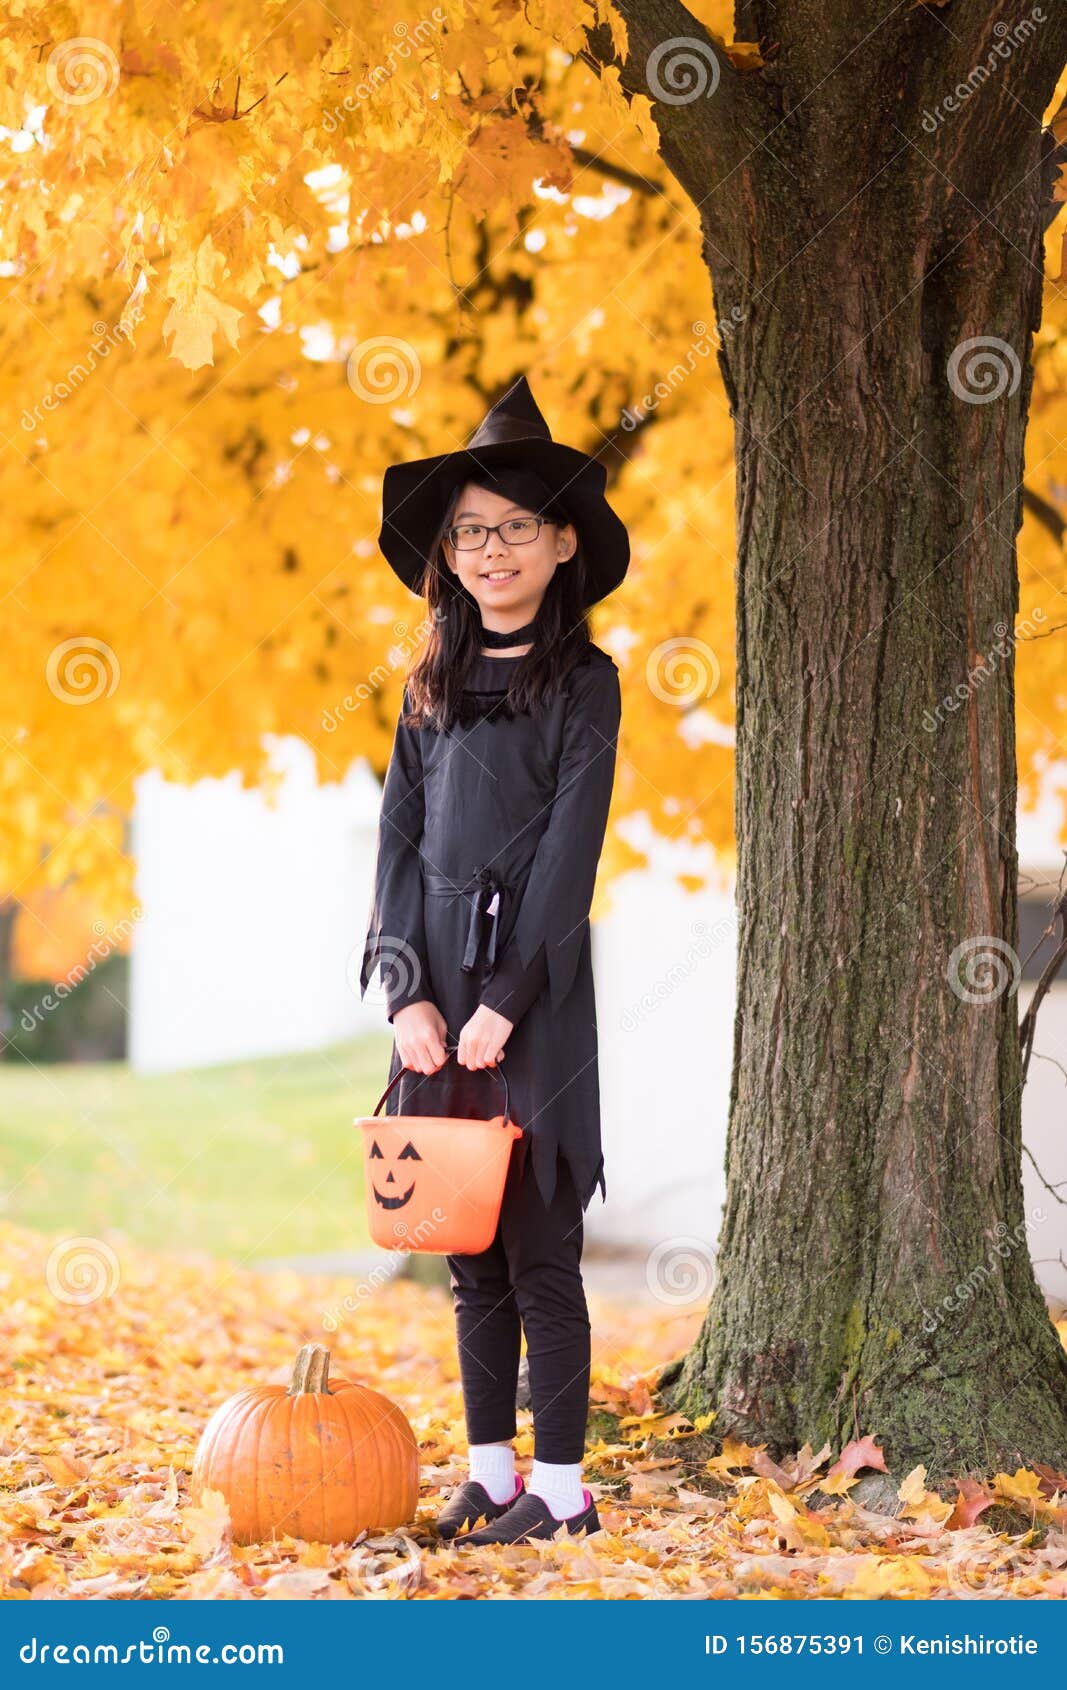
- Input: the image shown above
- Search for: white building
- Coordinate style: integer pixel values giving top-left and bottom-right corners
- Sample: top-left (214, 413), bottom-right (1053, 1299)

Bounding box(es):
top-left (129, 738), bottom-right (386, 1071)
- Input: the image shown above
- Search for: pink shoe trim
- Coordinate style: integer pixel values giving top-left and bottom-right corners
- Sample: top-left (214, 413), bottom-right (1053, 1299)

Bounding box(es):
top-left (510, 1474), bottom-right (524, 1500)
top-left (528, 1485), bottom-right (591, 1520)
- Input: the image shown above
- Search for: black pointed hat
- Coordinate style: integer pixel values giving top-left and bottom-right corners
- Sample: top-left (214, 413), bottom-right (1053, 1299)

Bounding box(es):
top-left (378, 375), bottom-right (630, 608)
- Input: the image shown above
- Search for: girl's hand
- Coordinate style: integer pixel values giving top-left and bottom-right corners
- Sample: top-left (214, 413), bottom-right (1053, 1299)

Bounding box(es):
top-left (391, 1001), bottom-right (448, 1074)
top-left (458, 1004), bottom-right (515, 1070)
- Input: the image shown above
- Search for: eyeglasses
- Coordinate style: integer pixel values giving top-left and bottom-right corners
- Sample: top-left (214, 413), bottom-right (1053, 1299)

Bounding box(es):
top-left (446, 516), bottom-right (558, 551)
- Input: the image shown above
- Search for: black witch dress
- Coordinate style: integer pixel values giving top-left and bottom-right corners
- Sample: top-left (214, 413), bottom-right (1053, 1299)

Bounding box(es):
top-left (359, 643), bottom-right (622, 1213)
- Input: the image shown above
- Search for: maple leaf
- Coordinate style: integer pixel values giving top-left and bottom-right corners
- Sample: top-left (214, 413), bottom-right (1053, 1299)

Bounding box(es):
top-left (827, 1434), bottom-right (888, 1480)
top-left (41, 1450), bottom-right (90, 1486)
top-left (182, 1487), bottom-right (232, 1559)
top-left (767, 1487), bottom-right (831, 1550)
top-left (1032, 1461), bottom-right (1067, 1501)
top-left (261, 1567), bottom-right (335, 1598)
top-left (706, 1435), bottom-right (761, 1476)
top-left (992, 1467), bottom-right (1047, 1515)
top-left (946, 1479), bottom-right (996, 1530)
top-left (750, 1441), bottom-right (831, 1490)
top-left (897, 1464), bottom-right (953, 1523)
top-left (161, 236), bottom-right (243, 370)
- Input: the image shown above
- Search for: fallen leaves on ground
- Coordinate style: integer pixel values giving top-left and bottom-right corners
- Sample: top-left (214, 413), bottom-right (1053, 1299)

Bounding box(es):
top-left (2, 1222), bottom-right (1066, 1600)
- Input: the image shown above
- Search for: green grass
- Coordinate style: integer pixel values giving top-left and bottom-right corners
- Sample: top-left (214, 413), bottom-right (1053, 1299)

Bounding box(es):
top-left (0, 1033), bottom-right (396, 1263)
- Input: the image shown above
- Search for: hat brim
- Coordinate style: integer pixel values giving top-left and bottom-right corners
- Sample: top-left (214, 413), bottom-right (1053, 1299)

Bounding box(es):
top-left (378, 439), bottom-right (629, 608)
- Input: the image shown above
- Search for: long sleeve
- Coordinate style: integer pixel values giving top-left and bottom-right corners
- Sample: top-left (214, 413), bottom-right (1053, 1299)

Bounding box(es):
top-left (481, 654), bottom-right (622, 1018)
top-left (359, 689), bottom-right (432, 1022)
top-left (478, 937), bottom-right (550, 1026)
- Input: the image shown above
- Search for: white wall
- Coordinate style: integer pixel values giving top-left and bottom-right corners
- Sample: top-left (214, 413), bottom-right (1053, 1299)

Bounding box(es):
top-left (585, 826), bottom-right (733, 1256)
top-left (1017, 798), bottom-right (1067, 1308)
top-left (1021, 985), bottom-right (1067, 1311)
top-left (129, 737), bottom-right (383, 1072)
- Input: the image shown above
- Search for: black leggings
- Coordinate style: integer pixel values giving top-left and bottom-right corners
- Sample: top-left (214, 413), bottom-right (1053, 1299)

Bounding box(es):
top-left (446, 1137), bottom-right (590, 1463)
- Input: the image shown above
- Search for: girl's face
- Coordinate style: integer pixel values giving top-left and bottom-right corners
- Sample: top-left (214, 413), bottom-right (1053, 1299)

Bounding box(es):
top-left (442, 482), bottom-right (576, 624)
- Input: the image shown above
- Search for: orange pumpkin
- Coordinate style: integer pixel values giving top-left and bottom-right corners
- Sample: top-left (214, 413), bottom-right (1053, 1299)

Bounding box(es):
top-left (191, 1343), bottom-right (419, 1544)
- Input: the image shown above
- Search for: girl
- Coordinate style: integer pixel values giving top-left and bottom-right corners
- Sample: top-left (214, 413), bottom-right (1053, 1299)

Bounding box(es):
top-left (360, 375), bottom-right (628, 1546)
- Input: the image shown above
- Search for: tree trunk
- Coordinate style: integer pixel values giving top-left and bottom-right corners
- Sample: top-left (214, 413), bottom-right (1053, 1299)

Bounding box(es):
top-left (596, 1), bottom-right (1067, 1481)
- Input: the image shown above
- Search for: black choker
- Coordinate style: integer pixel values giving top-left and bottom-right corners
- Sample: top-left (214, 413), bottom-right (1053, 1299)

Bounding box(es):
top-left (479, 619), bottom-right (538, 649)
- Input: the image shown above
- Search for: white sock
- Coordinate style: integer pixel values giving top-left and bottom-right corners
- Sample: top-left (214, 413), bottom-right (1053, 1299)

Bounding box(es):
top-left (468, 1442), bottom-right (516, 1504)
top-left (528, 1458), bottom-right (585, 1520)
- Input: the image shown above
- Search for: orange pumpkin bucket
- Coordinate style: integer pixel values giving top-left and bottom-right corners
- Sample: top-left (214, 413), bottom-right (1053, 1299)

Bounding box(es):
top-left (354, 1054), bottom-right (522, 1255)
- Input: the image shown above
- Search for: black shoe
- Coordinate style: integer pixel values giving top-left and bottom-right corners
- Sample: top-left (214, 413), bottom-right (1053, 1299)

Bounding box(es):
top-left (434, 1475), bottom-right (525, 1541)
top-left (456, 1486), bottom-right (600, 1545)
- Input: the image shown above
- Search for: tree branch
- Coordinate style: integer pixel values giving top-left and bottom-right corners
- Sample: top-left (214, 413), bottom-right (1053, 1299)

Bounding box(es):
top-left (580, 0), bottom-right (774, 204)
top-left (1022, 483), bottom-right (1066, 545)
top-left (595, 403), bottom-right (659, 488)
top-left (569, 145), bottom-right (670, 197)
top-left (1019, 889), bottom-right (1067, 1087)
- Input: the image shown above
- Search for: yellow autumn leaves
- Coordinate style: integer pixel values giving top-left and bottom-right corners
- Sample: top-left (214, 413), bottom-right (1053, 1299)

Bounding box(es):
top-left (4, 1217), bottom-right (1066, 1598)
top-left (0, 1), bottom-right (1065, 924)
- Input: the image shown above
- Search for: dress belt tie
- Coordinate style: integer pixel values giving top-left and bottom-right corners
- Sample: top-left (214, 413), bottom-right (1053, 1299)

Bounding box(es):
top-left (423, 866), bottom-right (513, 974)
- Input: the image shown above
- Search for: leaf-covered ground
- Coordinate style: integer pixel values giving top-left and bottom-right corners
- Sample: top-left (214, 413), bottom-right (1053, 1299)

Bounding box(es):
top-left (2, 1221), bottom-right (1066, 1600)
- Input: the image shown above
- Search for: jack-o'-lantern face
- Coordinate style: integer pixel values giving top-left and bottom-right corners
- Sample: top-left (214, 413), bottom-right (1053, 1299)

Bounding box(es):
top-left (368, 1139), bottom-right (422, 1209)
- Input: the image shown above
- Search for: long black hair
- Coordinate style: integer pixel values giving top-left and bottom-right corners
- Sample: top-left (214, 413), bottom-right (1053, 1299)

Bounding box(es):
top-left (403, 463), bottom-right (592, 732)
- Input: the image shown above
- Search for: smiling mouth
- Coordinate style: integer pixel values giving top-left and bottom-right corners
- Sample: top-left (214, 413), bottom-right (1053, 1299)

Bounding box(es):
top-left (481, 569), bottom-right (519, 582)
top-left (373, 1182), bottom-right (416, 1209)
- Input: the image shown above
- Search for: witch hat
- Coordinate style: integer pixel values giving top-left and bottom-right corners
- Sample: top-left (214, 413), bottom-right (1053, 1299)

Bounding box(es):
top-left (377, 375), bottom-right (630, 607)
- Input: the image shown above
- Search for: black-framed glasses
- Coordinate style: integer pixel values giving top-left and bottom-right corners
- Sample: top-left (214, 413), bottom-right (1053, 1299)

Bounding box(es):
top-left (446, 516), bottom-right (558, 551)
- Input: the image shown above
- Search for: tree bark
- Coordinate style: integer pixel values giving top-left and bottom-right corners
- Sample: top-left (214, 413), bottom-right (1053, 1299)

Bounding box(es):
top-left (589, 0), bottom-right (1067, 1480)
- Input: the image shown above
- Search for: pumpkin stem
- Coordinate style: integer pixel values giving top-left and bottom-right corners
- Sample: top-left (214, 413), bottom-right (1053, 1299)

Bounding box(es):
top-left (288, 1343), bottom-right (331, 1395)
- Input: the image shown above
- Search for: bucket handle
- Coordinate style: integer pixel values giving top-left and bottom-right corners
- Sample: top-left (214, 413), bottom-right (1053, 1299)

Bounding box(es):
top-left (370, 1042), bottom-right (510, 1124)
